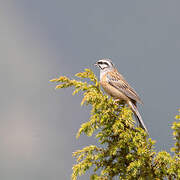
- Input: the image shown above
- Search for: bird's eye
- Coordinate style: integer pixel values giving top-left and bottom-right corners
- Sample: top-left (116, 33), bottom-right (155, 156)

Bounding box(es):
top-left (104, 62), bottom-right (109, 66)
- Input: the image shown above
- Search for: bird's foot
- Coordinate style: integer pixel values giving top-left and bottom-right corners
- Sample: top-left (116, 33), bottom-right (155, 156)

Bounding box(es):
top-left (113, 99), bottom-right (120, 105)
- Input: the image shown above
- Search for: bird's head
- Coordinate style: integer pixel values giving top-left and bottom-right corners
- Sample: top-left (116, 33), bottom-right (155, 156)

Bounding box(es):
top-left (94, 59), bottom-right (114, 70)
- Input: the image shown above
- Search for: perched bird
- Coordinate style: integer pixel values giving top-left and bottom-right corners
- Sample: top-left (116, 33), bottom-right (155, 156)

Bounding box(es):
top-left (94, 58), bottom-right (148, 134)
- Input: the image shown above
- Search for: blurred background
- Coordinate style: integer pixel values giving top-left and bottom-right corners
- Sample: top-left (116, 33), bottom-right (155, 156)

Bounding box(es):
top-left (0, 1), bottom-right (180, 179)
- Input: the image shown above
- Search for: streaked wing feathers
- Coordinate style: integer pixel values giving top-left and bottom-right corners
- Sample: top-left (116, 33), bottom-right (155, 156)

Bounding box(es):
top-left (107, 70), bottom-right (143, 104)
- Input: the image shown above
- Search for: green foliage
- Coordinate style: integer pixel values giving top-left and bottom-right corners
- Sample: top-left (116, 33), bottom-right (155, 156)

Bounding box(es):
top-left (51, 69), bottom-right (180, 180)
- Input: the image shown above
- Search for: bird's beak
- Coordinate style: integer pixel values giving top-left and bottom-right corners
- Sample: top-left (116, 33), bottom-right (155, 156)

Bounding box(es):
top-left (94, 62), bottom-right (98, 67)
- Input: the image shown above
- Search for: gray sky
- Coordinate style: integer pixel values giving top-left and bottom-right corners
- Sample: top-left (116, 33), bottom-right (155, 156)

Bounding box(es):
top-left (0, 1), bottom-right (180, 179)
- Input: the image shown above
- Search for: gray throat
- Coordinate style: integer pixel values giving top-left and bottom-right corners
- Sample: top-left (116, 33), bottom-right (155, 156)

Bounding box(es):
top-left (100, 68), bottom-right (111, 80)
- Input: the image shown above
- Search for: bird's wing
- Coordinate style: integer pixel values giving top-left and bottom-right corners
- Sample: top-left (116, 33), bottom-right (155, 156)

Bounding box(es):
top-left (107, 70), bottom-right (143, 104)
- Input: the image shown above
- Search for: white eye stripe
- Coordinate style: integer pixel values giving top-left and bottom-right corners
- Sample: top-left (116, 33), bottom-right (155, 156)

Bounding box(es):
top-left (96, 59), bottom-right (114, 70)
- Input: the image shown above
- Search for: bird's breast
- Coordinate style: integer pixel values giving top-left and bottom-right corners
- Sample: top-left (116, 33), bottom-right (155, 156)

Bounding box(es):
top-left (100, 74), bottom-right (129, 101)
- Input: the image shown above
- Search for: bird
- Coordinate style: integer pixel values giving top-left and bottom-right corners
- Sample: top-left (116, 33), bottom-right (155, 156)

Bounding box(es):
top-left (94, 58), bottom-right (148, 134)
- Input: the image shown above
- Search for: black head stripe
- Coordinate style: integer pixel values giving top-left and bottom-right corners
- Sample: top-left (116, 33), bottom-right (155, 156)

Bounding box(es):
top-left (104, 62), bottom-right (109, 66)
top-left (98, 61), bottom-right (109, 66)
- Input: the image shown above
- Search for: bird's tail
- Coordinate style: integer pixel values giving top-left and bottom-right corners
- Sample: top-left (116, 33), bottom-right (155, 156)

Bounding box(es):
top-left (128, 101), bottom-right (149, 135)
